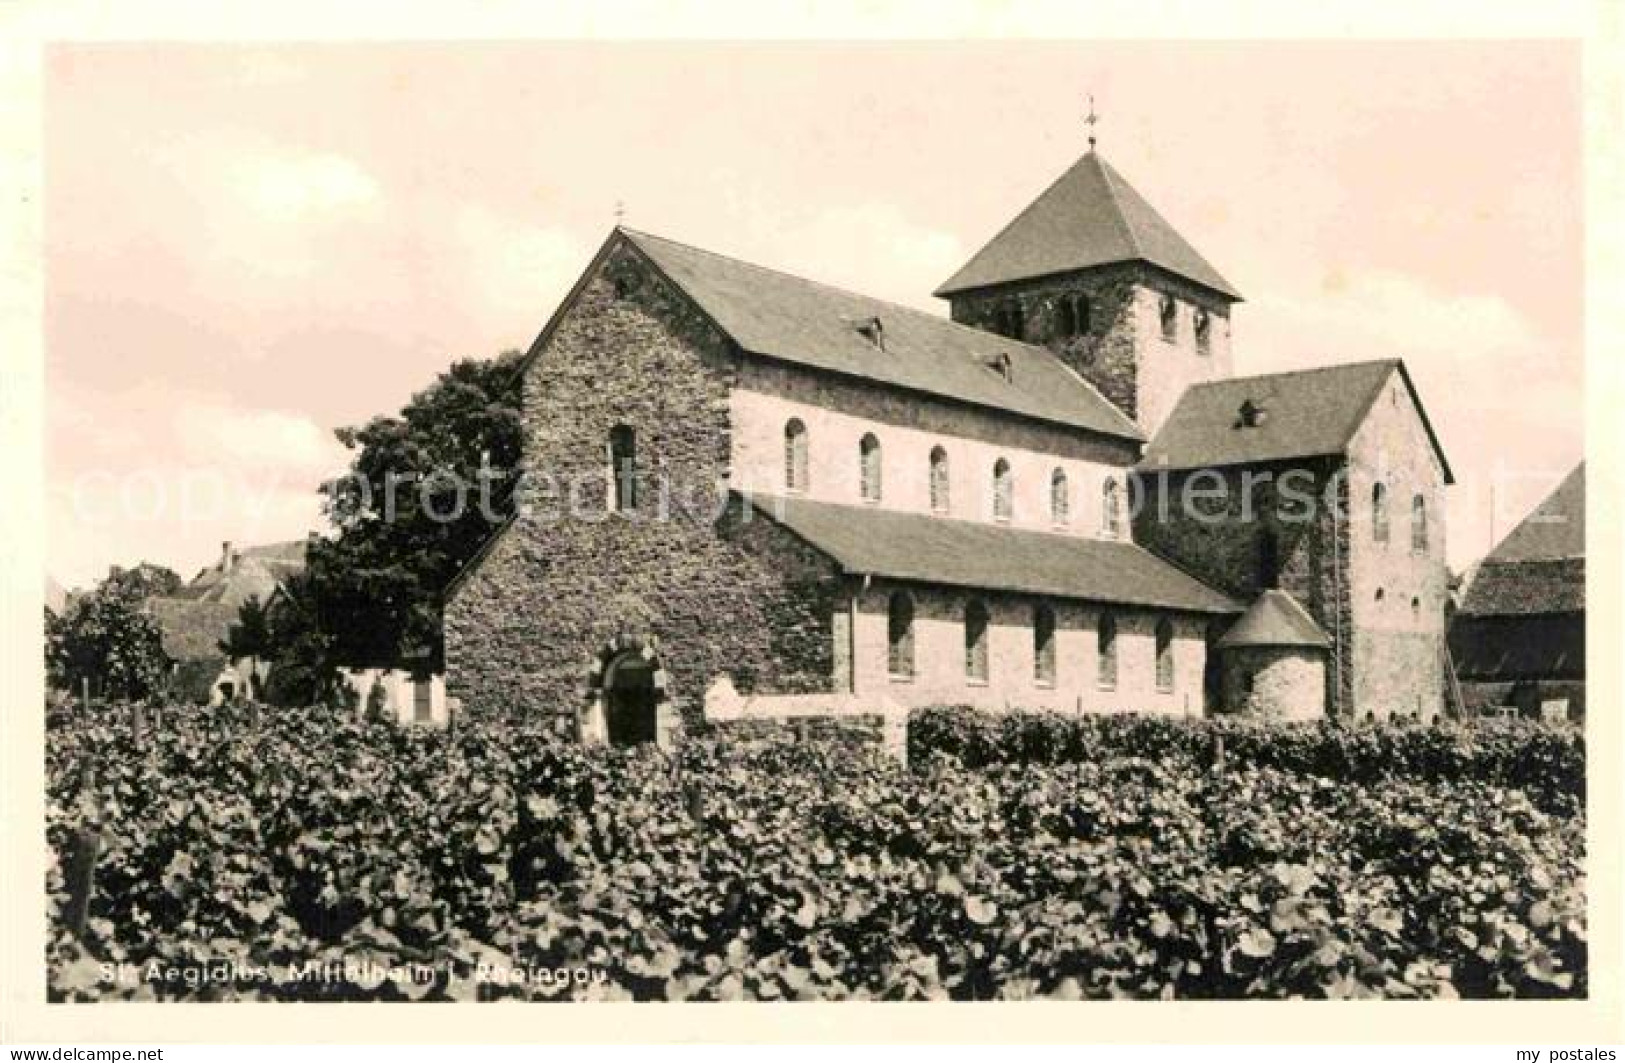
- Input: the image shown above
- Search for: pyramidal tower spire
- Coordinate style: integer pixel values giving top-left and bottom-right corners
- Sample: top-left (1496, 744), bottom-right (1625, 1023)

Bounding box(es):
top-left (935, 141), bottom-right (1241, 437)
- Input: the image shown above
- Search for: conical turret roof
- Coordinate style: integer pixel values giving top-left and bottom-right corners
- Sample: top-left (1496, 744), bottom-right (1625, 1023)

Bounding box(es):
top-left (1217, 589), bottom-right (1331, 650)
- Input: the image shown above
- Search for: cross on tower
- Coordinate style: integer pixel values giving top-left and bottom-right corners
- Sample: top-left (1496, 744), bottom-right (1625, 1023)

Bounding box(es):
top-left (1085, 94), bottom-right (1099, 151)
top-left (614, 200), bottom-right (626, 226)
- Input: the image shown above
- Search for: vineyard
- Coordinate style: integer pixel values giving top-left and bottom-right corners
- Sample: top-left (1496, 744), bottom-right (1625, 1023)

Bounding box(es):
top-left (46, 701), bottom-right (1586, 1001)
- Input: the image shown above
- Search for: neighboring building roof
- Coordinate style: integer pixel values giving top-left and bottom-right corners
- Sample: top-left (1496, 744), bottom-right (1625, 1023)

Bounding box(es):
top-left (934, 150), bottom-right (1242, 300)
top-left (45, 574), bottom-right (67, 615)
top-left (753, 494), bottom-right (1239, 614)
top-left (617, 228), bottom-right (1144, 441)
top-left (1138, 358), bottom-right (1455, 483)
top-left (1449, 611), bottom-right (1584, 682)
top-left (1458, 556), bottom-right (1584, 617)
top-left (1487, 462), bottom-right (1584, 563)
top-left (147, 597), bottom-right (238, 663)
top-left (1216, 589), bottom-right (1332, 650)
top-left (179, 539), bottom-right (307, 608)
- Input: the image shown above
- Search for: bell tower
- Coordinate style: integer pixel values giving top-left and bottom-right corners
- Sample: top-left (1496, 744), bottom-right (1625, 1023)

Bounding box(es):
top-left (935, 136), bottom-right (1241, 439)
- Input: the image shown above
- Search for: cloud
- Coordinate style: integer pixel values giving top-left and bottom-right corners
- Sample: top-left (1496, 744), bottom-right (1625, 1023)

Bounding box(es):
top-left (1244, 268), bottom-right (1542, 376)
top-left (49, 469), bottom-right (330, 590)
top-left (48, 384), bottom-right (351, 585)
top-left (231, 151), bottom-right (381, 219)
top-left (1243, 268), bottom-right (1581, 567)
top-left (172, 402), bottom-right (350, 474)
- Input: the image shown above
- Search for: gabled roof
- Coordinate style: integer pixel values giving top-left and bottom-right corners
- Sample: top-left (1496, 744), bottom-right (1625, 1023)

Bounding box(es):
top-left (934, 150), bottom-right (1241, 300)
top-left (1138, 358), bottom-right (1454, 483)
top-left (753, 494), bottom-right (1239, 614)
top-left (1487, 462), bottom-right (1584, 563)
top-left (1458, 557), bottom-right (1584, 617)
top-left (179, 539), bottom-right (307, 608)
top-left (1216, 589), bottom-right (1331, 650)
top-left (616, 229), bottom-right (1143, 441)
top-left (147, 597), bottom-right (238, 662)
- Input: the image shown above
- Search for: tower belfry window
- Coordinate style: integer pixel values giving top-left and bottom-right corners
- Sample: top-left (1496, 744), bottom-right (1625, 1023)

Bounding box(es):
top-left (997, 300), bottom-right (1025, 339)
top-left (1159, 294), bottom-right (1178, 342)
top-left (1194, 308), bottom-right (1212, 355)
top-left (1055, 293), bottom-right (1092, 339)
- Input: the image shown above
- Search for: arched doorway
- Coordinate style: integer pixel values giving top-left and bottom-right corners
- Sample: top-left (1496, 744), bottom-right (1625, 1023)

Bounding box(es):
top-left (603, 650), bottom-right (659, 746)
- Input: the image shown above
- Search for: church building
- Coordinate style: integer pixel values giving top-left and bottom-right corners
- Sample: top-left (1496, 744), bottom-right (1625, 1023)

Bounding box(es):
top-left (444, 141), bottom-right (1453, 740)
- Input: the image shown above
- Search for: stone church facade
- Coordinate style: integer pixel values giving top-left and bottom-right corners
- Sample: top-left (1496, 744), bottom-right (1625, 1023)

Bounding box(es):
top-left (444, 146), bottom-right (1453, 739)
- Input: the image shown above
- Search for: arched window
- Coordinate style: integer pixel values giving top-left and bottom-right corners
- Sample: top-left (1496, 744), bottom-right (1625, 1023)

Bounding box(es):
top-left (998, 300), bottom-right (1025, 340)
top-left (859, 433), bottom-right (882, 503)
top-left (609, 425), bottom-right (637, 512)
top-left (1194, 308), bottom-right (1212, 355)
top-left (965, 599), bottom-right (990, 682)
top-left (1159, 294), bottom-right (1178, 342)
top-left (887, 591), bottom-right (915, 679)
top-left (1101, 478), bottom-right (1123, 538)
top-left (783, 418), bottom-right (808, 493)
top-left (1033, 603), bottom-right (1056, 686)
top-left (1155, 618), bottom-right (1175, 692)
top-left (992, 459), bottom-right (1013, 522)
top-left (1055, 296), bottom-right (1076, 338)
top-left (1050, 468), bottom-right (1070, 526)
top-left (1258, 528), bottom-right (1280, 588)
top-left (1411, 494), bottom-right (1428, 552)
top-left (1372, 482), bottom-right (1389, 543)
top-left (929, 446), bottom-right (950, 514)
top-left (1097, 613), bottom-right (1118, 690)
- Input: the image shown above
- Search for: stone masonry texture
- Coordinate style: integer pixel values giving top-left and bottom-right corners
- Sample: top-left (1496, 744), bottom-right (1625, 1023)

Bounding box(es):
top-left (444, 238), bottom-right (846, 727)
top-left (1131, 457), bottom-right (1351, 716)
top-left (946, 262), bottom-right (1235, 437)
top-left (1219, 645), bottom-right (1327, 721)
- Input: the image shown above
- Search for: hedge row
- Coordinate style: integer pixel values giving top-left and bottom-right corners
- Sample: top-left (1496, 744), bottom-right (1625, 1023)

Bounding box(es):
top-left (907, 707), bottom-right (1584, 816)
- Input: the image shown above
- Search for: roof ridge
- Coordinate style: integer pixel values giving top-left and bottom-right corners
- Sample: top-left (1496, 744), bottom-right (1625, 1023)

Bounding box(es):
top-left (623, 226), bottom-right (1069, 354)
top-left (1179, 357), bottom-right (1401, 392)
top-left (930, 153), bottom-right (1092, 297)
top-left (1091, 154), bottom-right (1145, 260)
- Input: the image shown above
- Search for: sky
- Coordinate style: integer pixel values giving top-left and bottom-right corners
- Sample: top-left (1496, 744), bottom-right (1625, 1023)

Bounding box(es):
top-left (44, 40), bottom-right (1582, 588)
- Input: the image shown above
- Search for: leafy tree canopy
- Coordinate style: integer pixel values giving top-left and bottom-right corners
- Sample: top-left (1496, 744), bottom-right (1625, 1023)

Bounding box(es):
top-left (46, 570), bottom-right (171, 702)
top-left (221, 595), bottom-right (272, 660)
top-left (105, 562), bottom-right (182, 600)
top-left (315, 350), bottom-right (523, 669)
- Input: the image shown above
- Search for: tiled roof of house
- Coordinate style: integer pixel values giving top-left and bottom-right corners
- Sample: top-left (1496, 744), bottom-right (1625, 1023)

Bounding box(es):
top-left (1458, 557), bottom-right (1584, 617)
top-left (934, 150), bottom-right (1242, 300)
top-left (147, 597), bottom-right (238, 663)
top-left (753, 494), bottom-right (1239, 614)
top-left (619, 229), bottom-right (1144, 441)
top-left (179, 539), bottom-right (307, 608)
top-left (1216, 589), bottom-right (1331, 650)
top-left (1139, 358), bottom-right (1454, 483)
top-left (45, 574), bottom-right (67, 615)
top-left (1487, 463), bottom-right (1584, 563)
top-left (1449, 611), bottom-right (1584, 682)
